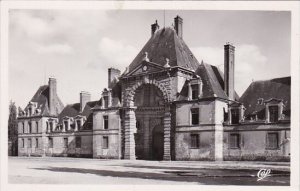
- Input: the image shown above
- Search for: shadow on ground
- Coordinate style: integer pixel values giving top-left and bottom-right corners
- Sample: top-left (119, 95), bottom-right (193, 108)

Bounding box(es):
top-left (32, 167), bottom-right (290, 185)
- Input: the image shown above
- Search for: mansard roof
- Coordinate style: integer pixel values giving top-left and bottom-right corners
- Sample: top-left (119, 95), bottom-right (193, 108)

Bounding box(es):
top-left (239, 76), bottom-right (291, 118)
top-left (58, 101), bottom-right (99, 130)
top-left (24, 85), bottom-right (64, 117)
top-left (127, 27), bottom-right (200, 73)
top-left (177, 62), bottom-right (239, 101)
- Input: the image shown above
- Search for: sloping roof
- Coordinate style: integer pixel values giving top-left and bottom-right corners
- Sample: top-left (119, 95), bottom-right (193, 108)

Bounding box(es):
top-left (24, 85), bottom-right (64, 117)
top-left (127, 27), bottom-right (199, 73)
top-left (177, 62), bottom-right (239, 100)
top-left (58, 101), bottom-right (99, 130)
top-left (239, 77), bottom-right (291, 118)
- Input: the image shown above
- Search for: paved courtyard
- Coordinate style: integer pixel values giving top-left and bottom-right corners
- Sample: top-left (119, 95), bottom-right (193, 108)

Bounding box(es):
top-left (8, 157), bottom-right (290, 185)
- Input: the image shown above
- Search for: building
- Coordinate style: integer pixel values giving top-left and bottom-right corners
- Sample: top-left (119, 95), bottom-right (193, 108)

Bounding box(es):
top-left (17, 16), bottom-right (290, 161)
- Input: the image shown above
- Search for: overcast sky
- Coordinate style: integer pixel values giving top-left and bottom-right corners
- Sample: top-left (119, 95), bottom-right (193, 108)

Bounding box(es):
top-left (9, 10), bottom-right (291, 108)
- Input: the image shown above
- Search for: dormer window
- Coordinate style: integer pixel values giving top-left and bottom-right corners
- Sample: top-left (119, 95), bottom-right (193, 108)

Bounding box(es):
top-left (269, 105), bottom-right (279, 123)
top-left (28, 108), bottom-right (32, 116)
top-left (104, 96), bottom-right (109, 108)
top-left (191, 84), bottom-right (199, 100)
top-left (257, 98), bottom-right (264, 105)
top-left (228, 102), bottom-right (245, 125)
top-left (231, 108), bottom-right (240, 124)
top-left (64, 121), bottom-right (69, 131)
top-left (76, 120), bottom-right (81, 129)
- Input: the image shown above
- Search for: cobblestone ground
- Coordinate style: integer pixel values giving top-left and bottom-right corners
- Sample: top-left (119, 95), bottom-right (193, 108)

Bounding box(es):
top-left (8, 157), bottom-right (290, 185)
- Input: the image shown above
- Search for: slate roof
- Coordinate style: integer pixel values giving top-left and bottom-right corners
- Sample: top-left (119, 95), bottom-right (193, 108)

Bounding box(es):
top-left (127, 27), bottom-right (200, 73)
top-left (177, 62), bottom-right (239, 101)
top-left (239, 77), bottom-right (291, 119)
top-left (58, 101), bottom-right (99, 130)
top-left (24, 85), bottom-right (64, 117)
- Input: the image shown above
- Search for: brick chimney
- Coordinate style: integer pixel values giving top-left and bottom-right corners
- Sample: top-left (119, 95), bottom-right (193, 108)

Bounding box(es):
top-left (174, 15), bottom-right (183, 38)
top-left (224, 43), bottom-right (235, 100)
top-left (151, 20), bottom-right (159, 36)
top-left (48, 77), bottom-right (57, 115)
top-left (80, 91), bottom-right (91, 112)
top-left (108, 68), bottom-right (121, 89)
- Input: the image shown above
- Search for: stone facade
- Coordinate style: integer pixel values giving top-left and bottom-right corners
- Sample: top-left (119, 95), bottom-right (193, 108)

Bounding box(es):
top-left (17, 15), bottom-right (290, 161)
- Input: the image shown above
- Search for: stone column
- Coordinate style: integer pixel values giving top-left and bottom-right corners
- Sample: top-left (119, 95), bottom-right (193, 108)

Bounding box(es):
top-left (163, 106), bottom-right (171, 160)
top-left (124, 107), bottom-right (137, 160)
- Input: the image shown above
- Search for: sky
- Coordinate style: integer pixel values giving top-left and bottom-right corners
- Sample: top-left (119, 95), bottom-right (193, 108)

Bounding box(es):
top-left (9, 10), bottom-right (291, 108)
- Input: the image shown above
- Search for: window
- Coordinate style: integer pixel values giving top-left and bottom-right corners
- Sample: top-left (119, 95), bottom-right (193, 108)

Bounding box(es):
top-left (191, 134), bottom-right (199, 148)
top-left (231, 109), bottom-right (240, 124)
top-left (267, 133), bottom-right (279, 149)
top-left (35, 138), bottom-right (38, 148)
top-left (21, 138), bottom-right (24, 148)
top-left (22, 122), bottom-right (24, 134)
top-left (191, 108), bottom-right (199, 125)
top-left (28, 122), bottom-right (32, 133)
top-left (104, 96), bottom-right (109, 108)
top-left (103, 116), bottom-right (109, 129)
top-left (46, 122), bottom-right (49, 132)
top-left (49, 122), bottom-right (53, 132)
top-left (64, 121), bottom-right (68, 131)
top-left (28, 107), bottom-right (32, 116)
top-left (49, 138), bottom-right (53, 148)
top-left (36, 121), bottom-right (39, 133)
top-left (63, 138), bottom-right (68, 148)
top-left (75, 137), bottom-right (81, 148)
top-left (229, 134), bottom-right (240, 149)
top-left (269, 106), bottom-right (279, 123)
top-left (28, 138), bottom-right (32, 148)
top-left (103, 136), bottom-right (109, 149)
top-left (76, 120), bottom-right (81, 129)
top-left (191, 84), bottom-right (199, 100)
top-left (257, 98), bottom-right (264, 105)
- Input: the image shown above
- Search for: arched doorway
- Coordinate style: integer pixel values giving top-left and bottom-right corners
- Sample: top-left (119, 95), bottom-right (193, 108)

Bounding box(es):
top-left (152, 125), bottom-right (164, 160)
top-left (133, 84), bottom-right (165, 160)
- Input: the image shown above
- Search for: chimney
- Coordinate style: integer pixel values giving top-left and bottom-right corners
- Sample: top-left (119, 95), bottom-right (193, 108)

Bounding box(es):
top-left (224, 43), bottom-right (235, 100)
top-left (48, 77), bottom-right (57, 115)
top-left (174, 15), bottom-right (183, 38)
top-left (108, 68), bottom-right (121, 89)
top-left (80, 91), bottom-right (91, 112)
top-left (151, 20), bottom-right (159, 36)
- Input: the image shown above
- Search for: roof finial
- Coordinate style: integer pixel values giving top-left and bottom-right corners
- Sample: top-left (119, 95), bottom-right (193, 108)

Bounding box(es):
top-left (164, 58), bottom-right (170, 68)
top-left (143, 52), bottom-right (149, 62)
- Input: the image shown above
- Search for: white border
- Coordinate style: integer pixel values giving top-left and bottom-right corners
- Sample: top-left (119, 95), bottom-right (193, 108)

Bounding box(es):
top-left (1, 1), bottom-right (299, 191)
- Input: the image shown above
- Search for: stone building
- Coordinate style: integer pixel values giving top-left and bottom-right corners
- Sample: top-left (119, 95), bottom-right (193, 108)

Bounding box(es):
top-left (17, 15), bottom-right (290, 161)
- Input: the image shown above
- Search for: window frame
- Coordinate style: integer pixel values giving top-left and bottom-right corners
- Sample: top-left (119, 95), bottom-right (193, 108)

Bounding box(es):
top-left (103, 136), bottom-right (109, 149)
top-left (75, 137), bottom-right (81, 148)
top-left (190, 134), bottom-right (200, 149)
top-left (191, 84), bottom-right (199, 100)
top-left (269, 105), bottom-right (279, 123)
top-left (28, 138), bottom-right (32, 148)
top-left (191, 108), bottom-right (199, 125)
top-left (103, 115), bottom-right (109, 130)
top-left (266, 132), bottom-right (279, 150)
top-left (35, 138), bottom-right (39, 148)
top-left (28, 122), bottom-right (32, 134)
top-left (231, 108), bottom-right (240, 125)
top-left (63, 138), bottom-right (68, 148)
top-left (229, 133), bottom-right (240, 149)
top-left (49, 137), bottom-right (53, 148)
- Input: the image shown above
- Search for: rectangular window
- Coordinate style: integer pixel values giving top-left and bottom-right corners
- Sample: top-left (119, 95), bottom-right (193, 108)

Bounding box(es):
top-left (28, 138), bottom-right (32, 148)
top-left (103, 116), bottom-right (109, 129)
top-left (104, 96), bottom-right (109, 108)
top-left (269, 106), bottom-right (279, 123)
top-left (36, 121), bottom-right (39, 133)
top-left (75, 137), bottom-right (81, 148)
top-left (35, 138), bottom-right (38, 148)
top-left (231, 109), bottom-right (240, 124)
top-left (49, 138), bottom-right (53, 148)
top-left (267, 133), bottom-right (279, 149)
top-left (191, 134), bottom-right (199, 148)
top-left (103, 136), bottom-right (109, 149)
top-left (229, 134), bottom-right (240, 149)
top-left (64, 138), bottom-right (68, 148)
top-left (21, 138), bottom-right (24, 148)
top-left (49, 122), bottom-right (53, 132)
top-left (76, 120), bottom-right (81, 129)
top-left (191, 84), bottom-right (199, 100)
top-left (22, 122), bottom-right (24, 133)
top-left (28, 122), bottom-right (32, 133)
top-left (191, 108), bottom-right (199, 125)
top-left (64, 121), bottom-right (68, 131)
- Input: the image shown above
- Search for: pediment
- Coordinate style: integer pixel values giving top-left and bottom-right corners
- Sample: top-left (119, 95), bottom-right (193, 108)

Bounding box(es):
top-left (264, 98), bottom-right (283, 104)
top-left (125, 61), bottom-right (165, 77)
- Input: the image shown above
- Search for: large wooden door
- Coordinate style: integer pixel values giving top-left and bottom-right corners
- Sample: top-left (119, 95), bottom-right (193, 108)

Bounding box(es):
top-left (152, 125), bottom-right (164, 160)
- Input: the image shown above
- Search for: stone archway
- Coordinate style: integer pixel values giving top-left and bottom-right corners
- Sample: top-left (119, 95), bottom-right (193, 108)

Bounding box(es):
top-left (123, 79), bottom-right (171, 160)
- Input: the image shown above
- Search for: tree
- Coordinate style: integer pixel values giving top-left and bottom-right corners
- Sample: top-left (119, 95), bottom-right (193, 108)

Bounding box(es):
top-left (8, 101), bottom-right (18, 156)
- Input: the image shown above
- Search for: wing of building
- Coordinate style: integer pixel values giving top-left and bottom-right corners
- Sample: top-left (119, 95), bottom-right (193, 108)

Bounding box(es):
top-left (17, 16), bottom-right (290, 161)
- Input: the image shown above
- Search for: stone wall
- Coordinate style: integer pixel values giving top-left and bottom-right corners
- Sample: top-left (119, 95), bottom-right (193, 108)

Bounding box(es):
top-left (223, 123), bottom-right (290, 161)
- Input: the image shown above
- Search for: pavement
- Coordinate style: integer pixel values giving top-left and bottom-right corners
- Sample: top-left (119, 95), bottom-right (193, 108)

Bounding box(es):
top-left (8, 157), bottom-right (290, 185)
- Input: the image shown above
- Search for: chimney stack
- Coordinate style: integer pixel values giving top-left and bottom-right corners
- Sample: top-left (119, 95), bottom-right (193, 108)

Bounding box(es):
top-left (48, 77), bottom-right (57, 115)
top-left (80, 91), bottom-right (91, 112)
top-left (151, 20), bottom-right (159, 36)
top-left (108, 68), bottom-right (121, 89)
top-left (224, 43), bottom-right (235, 100)
top-left (174, 15), bottom-right (183, 38)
